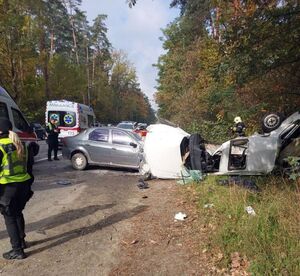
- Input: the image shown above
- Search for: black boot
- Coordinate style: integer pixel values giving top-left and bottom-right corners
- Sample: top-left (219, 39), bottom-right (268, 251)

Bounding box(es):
top-left (3, 249), bottom-right (26, 260)
top-left (21, 239), bottom-right (27, 249)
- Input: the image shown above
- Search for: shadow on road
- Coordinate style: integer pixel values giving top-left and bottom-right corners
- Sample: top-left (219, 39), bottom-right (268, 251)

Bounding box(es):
top-left (85, 165), bottom-right (138, 173)
top-left (0, 204), bottom-right (115, 240)
top-left (31, 179), bottom-right (85, 192)
top-left (27, 205), bottom-right (148, 256)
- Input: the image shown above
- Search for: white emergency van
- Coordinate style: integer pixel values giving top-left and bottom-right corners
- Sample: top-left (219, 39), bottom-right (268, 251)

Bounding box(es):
top-left (46, 100), bottom-right (96, 142)
top-left (0, 86), bottom-right (39, 156)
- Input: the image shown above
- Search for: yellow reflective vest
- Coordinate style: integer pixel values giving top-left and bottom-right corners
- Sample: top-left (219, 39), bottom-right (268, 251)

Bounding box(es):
top-left (0, 138), bottom-right (31, 184)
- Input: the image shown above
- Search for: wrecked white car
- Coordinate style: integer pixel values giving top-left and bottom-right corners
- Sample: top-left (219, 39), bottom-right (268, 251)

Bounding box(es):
top-left (141, 112), bottom-right (300, 179)
top-left (203, 111), bottom-right (300, 175)
top-left (140, 124), bottom-right (189, 179)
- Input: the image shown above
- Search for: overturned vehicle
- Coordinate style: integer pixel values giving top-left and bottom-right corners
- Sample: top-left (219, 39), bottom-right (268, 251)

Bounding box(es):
top-left (140, 112), bottom-right (300, 179)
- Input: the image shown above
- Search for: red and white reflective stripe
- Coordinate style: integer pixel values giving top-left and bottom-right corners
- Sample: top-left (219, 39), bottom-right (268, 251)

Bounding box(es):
top-left (58, 127), bottom-right (81, 132)
top-left (17, 131), bottom-right (38, 142)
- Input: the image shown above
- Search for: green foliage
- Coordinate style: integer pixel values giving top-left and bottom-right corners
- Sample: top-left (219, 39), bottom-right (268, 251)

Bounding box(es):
top-left (185, 120), bottom-right (231, 144)
top-left (156, 0), bottom-right (300, 140)
top-left (193, 176), bottom-right (300, 274)
top-left (0, 0), bottom-right (154, 124)
top-left (284, 156), bottom-right (300, 181)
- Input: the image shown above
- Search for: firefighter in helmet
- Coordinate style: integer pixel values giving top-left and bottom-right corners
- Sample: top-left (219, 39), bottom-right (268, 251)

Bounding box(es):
top-left (232, 116), bottom-right (246, 137)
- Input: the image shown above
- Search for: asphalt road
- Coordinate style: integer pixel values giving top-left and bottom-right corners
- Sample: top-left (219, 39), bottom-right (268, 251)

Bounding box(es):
top-left (0, 140), bottom-right (145, 275)
top-left (35, 140), bottom-right (62, 162)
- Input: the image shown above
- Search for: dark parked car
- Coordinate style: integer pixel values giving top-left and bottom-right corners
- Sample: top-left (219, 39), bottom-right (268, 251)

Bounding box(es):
top-left (31, 123), bottom-right (47, 140)
top-left (62, 127), bottom-right (143, 170)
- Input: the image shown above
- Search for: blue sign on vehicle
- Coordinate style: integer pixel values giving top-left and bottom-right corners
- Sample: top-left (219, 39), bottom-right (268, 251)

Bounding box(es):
top-left (50, 114), bottom-right (59, 121)
top-left (64, 114), bottom-right (74, 125)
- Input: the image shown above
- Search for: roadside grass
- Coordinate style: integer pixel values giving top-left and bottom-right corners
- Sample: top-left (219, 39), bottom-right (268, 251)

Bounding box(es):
top-left (193, 175), bottom-right (300, 275)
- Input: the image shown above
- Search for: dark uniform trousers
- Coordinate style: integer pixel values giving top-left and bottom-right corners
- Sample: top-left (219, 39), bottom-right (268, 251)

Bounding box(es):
top-left (48, 140), bottom-right (58, 160)
top-left (0, 180), bottom-right (32, 250)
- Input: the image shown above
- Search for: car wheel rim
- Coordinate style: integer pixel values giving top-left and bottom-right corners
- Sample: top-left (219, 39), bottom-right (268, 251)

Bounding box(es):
top-left (264, 115), bottom-right (280, 128)
top-left (75, 157), bottom-right (84, 167)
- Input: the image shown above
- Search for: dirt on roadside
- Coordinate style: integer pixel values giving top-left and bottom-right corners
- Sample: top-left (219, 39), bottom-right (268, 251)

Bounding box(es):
top-left (110, 180), bottom-right (217, 275)
top-left (0, 163), bottom-right (220, 276)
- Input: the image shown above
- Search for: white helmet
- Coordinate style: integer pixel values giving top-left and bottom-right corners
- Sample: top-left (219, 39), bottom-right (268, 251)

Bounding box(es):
top-left (234, 116), bottom-right (242, 124)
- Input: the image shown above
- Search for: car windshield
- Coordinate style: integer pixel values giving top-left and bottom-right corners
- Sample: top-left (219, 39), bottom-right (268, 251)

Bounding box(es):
top-left (117, 123), bottom-right (134, 130)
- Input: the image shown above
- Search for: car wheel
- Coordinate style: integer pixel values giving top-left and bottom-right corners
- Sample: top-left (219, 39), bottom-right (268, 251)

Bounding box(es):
top-left (262, 113), bottom-right (284, 133)
top-left (71, 153), bottom-right (87, 170)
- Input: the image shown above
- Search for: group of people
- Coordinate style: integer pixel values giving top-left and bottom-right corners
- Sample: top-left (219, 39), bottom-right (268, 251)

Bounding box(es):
top-left (0, 115), bottom-right (60, 260)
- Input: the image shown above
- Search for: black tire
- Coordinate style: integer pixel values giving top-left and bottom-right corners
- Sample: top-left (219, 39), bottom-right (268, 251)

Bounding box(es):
top-left (262, 113), bottom-right (284, 133)
top-left (29, 142), bottom-right (40, 156)
top-left (71, 153), bottom-right (87, 170)
top-left (28, 146), bottom-right (35, 165)
top-left (189, 134), bottom-right (205, 171)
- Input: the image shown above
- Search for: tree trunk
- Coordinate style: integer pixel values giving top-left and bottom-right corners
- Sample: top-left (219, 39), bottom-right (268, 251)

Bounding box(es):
top-left (215, 6), bottom-right (220, 42)
top-left (233, 0), bottom-right (241, 19)
top-left (39, 29), bottom-right (50, 100)
top-left (71, 16), bottom-right (79, 65)
top-left (50, 30), bottom-right (55, 59)
top-left (63, 0), bottom-right (79, 65)
top-left (86, 45), bottom-right (90, 106)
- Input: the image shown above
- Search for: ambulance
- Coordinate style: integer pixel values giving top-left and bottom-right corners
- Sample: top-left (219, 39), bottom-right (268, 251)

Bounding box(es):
top-left (0, 86), bottom-right (39, 157)
top-left (46, 100), bottom-right (96, 143)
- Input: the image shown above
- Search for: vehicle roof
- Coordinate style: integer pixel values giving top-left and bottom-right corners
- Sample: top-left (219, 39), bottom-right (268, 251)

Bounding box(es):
top-left (117, 121), bottom-right (136, 124)
top-left (0, 86), bottom-right (12, 99)
top-left (88, 126), bottom-right (133, 132)
top-left (46, 100), bottom-right (94, 112)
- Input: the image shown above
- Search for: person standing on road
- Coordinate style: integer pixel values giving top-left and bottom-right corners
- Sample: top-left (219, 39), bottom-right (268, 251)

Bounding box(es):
top-left (0, 119), bottom-right (33, 260)
top-left (46, 115), bottom-right (60, 161)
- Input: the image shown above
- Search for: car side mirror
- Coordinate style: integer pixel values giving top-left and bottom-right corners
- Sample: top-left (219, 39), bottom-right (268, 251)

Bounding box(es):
top-left (130, 142), bottom-right (137, 148)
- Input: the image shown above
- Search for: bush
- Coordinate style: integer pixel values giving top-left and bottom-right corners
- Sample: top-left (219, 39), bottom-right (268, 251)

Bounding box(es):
top-left (185, 120), bottom-right (232, 144)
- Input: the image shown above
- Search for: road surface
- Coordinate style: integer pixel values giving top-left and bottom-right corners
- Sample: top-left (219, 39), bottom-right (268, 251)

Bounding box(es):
top-left (0, 141), bottom-right (145, 275)
top-left (0, 141), bottom-right (213, 275)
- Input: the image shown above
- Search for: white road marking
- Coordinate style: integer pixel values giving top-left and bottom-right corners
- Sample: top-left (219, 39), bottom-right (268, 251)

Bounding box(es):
top-left (35, 153), bottom-right (62, 163)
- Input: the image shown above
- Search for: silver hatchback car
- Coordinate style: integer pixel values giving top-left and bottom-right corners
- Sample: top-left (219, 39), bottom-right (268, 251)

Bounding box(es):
top-left (62, 127), bottom-right (143, 170)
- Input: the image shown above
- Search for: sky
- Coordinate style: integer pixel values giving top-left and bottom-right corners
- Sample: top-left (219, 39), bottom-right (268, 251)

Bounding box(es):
top-left (80, 0), bottom-right (179, 109)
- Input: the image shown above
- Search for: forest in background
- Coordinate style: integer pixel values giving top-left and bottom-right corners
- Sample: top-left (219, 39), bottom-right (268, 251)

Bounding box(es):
top-left (155, 0), bottom-right (300, 142)
top-left (0, 0), bottom-right (155, 124)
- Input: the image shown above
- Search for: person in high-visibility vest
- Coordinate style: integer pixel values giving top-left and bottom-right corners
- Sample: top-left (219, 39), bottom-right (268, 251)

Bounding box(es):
top-left (46, 115), bottom-right (60, 161)
top-left (0, 119), bottom-right (33, 260)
